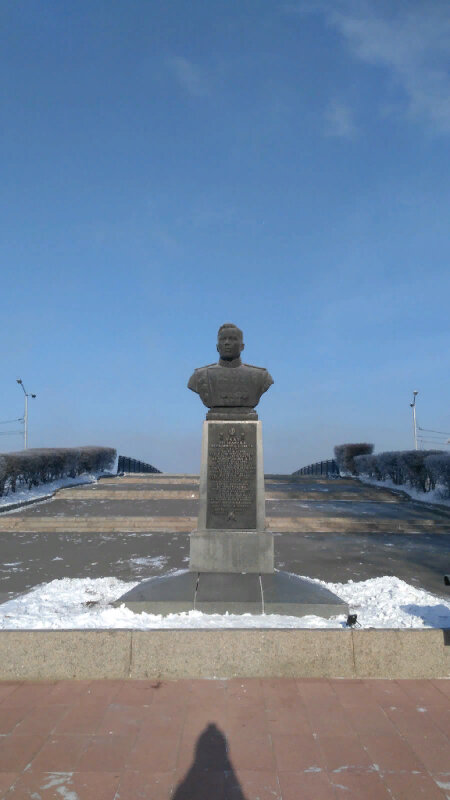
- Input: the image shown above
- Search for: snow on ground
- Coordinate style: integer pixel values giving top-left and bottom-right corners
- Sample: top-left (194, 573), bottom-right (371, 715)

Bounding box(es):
top-left (356, 474), bottom-right (450, 507)
top-left (0, 472), bottom-right (113, 511)
top-left (126, 556), bottom-right (168, 570)
top-left (1, 573), bottom-right (449, 630)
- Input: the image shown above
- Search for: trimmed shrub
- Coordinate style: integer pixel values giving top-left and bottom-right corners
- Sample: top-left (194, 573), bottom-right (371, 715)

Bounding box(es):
top-left (375, 451), bottom-right (404, 484)
top-left (424, 453), bottom-right (450, 497)
top-left (0, 446), bottom-right (116, 497)
top-left (353, 449), bottom-right (446, 496)
top-left (0, 455), bottom-right (7, 497)
top-left (355, 450), bottom-right (412, 485)
top-left (334, 443), bottom-right (374, 475)
top-left (397, 450), bottom-right (443, 492)
top-left (353, 453), bottom-right (381, 480)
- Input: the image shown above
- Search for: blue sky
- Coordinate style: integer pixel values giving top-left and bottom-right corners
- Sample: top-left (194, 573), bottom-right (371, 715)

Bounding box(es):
top-left (1, 0), bottom-right (449, 472)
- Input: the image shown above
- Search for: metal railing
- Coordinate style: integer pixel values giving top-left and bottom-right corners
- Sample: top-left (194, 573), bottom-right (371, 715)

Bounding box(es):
top-left (293, 459), bottom-right (339, 477)
top-left (117, 456), bottom-right (161, 474)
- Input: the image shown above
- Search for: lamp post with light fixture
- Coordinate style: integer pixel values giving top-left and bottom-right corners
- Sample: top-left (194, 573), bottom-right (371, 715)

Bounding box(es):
top-left (16, 379), bottom-right (36, 449)
top-left (410, 390), bottom-right (419, 450)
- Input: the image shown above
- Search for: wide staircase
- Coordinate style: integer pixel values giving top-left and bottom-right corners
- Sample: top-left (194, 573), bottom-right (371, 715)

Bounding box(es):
top-left (0, 473), bottom-right (448, 534)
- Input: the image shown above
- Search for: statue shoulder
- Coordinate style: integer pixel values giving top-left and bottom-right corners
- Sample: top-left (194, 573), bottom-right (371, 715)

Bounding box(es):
top-left (242, 363), bottom-right (274, 392)
top-left (190, 363), bottom-right (216, 377)
top-left (242, 363), bottom-right (269, 372)
top-left (188, 364), bottom-right (213, 393)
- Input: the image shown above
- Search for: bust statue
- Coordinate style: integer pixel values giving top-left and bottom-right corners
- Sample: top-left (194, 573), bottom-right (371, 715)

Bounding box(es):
top-left (188, 323), bottom-right (274, 420)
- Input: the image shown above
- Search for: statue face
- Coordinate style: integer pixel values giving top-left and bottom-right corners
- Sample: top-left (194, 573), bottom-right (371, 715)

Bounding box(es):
top-left (217, 327), bottom-right (244, 360)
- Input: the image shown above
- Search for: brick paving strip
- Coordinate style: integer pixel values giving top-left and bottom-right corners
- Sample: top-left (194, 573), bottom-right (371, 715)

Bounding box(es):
top-left (0, 678), bottom-right (449, 799)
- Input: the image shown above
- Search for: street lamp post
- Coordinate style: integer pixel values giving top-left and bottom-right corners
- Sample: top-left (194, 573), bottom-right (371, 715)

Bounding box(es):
top-left (16, 379), bottom-right (37, 450)
top-left (410, 390), bottom-right (419, 450)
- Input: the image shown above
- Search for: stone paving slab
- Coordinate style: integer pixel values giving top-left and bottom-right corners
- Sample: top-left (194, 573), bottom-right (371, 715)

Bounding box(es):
top-left (109, 475), bottom-right (200, 484)
top-left (58, 489), bottom-right (200, 499)
top-left (1, 499), bottom-right (200, 518)
top-left (0, 516), bottom-right (198, 532)
top-left (0, 677), bottom-right (449, 798)
top-left (266, 499), bottom-right (449, 520)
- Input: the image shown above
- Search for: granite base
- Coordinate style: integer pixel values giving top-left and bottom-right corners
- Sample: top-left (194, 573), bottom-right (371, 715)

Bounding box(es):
top-left (113, 570), bottom-right (349, 619)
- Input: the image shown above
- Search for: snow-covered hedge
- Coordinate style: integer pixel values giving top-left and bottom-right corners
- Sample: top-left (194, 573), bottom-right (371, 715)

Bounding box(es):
top-left (334, 442), bottom-right (374, 475)
top-left (354, 450), bottom-right (449, 497)
top-left (423, 453), bottom-right (450, 496)
top-left (0, 447), bottom-right (116, 497)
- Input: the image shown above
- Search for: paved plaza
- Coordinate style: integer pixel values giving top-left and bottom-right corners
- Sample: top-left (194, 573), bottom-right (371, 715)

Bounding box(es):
top-left (1, 677), bottom-right (450, 799)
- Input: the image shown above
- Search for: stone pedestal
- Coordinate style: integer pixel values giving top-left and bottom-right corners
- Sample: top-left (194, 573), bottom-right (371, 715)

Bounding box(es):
top-left (189, 420), bottom-right (274, 573)
top-left (190, 530), bottom-right (273, 573)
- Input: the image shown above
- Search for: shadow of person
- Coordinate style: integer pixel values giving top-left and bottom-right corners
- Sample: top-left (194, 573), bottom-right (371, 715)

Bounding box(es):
top-left (401, 602), bottom-right (450, 627)
top-left (172, 723), bottom-right (247, 799)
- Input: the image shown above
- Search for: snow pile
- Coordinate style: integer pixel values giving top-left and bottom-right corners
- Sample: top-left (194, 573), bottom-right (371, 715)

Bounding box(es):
top-left (318, 575), bottom-right (450, 628)
top-left (1, 574), bottom-right (449, 630)
top-left (0, 472), bottom-right (113, 511)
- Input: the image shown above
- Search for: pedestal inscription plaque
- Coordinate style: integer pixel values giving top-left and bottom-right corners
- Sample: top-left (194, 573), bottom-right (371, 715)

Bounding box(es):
top-left (206, 423), bottom-right (257, 530)
top-left (190, 420), bottom-right (272, 572)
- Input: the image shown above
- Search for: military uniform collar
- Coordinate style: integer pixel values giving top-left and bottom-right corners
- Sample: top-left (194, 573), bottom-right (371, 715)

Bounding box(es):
top-left (218, 357), bottom-right (242, 368)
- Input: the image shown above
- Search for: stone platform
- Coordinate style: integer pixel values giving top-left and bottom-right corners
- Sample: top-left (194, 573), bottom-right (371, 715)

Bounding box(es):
top-left (113, 569), bottom-right (349, 617)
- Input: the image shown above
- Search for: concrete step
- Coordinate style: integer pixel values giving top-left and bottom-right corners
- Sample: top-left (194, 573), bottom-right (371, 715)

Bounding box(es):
top-left (0, 515), bottom-right (447, 533)
top-left (57, 488), bottom-right (403, 502)
top-left (0, 628), bottom-right (448, 679)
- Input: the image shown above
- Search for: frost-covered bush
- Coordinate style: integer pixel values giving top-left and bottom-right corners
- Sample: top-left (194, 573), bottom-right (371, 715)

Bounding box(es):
top-left (0, 446), bottom-right (116, 497)
top-left (0, 455), bottom-right (7, 497)
top-left (424, 453), bottom-right (450, 497)
top-left (353, 453), bottom-right (381, 480)
top-left (334, 443), bottom-right (374, 475)
top-left (375, 451), bottom-right (404, 484)
top-left (397, 450), bottom-right (443, 492)
top-left (353, 449), bottom-right (446, 496)
top-left (78, 446), bottom-right (115, 474)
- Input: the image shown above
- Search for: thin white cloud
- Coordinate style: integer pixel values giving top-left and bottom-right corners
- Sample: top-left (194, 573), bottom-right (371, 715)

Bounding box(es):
top-left (166, 56), bottom-right (209, 97)
top-left (295, 0), bottom-right (450, 134)
top-left (324, 99), bottom-right (357, 138)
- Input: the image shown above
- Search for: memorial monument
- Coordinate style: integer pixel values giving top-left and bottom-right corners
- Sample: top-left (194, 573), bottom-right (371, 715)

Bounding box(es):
top-left (188, 323), bottom-right (273, 574)
top-left (115, 324), bottom-right (348, 618)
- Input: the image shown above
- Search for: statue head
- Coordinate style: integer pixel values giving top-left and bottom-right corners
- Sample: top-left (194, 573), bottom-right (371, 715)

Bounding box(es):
top-left (216, 323), bottom-right (244, 361)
